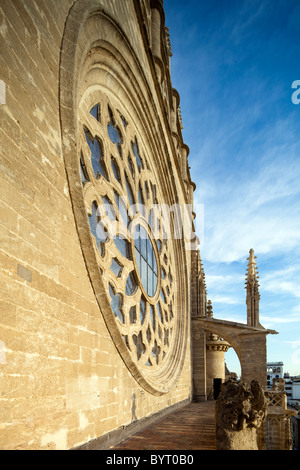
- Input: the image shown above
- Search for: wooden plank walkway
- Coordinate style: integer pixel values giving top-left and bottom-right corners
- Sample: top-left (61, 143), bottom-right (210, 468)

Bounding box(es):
top-left (113, 401), bottom-right (216, 451)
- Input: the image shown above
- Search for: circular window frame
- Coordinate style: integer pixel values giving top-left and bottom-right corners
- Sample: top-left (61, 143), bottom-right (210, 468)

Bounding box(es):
top-left (59, 7), bottom-right (190, 395)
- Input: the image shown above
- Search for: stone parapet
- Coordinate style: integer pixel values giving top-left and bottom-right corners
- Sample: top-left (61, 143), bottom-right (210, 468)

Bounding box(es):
top-left (257, 390), bottom-right (297, 450)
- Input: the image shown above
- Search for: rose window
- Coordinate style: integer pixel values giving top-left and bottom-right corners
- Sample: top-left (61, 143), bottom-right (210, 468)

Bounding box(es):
top-left (79, 92), bottom-right (176, 371)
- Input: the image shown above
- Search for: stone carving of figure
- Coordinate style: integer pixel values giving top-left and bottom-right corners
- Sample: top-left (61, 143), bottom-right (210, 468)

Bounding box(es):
top-left (215, 379), bottom-right (267, 450)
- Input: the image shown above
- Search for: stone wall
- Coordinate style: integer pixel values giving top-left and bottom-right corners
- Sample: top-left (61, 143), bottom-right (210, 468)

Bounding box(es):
top-left (192, 328), bottom-right (207, 401)
top-left (240, 332), bottom-right (268, 387)
top-left (0, 0), bottom-right (193, 450)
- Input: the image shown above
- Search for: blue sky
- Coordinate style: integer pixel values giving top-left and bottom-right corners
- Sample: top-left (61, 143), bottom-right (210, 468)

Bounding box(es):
top-left (164, 0), bottom-right (300, 376)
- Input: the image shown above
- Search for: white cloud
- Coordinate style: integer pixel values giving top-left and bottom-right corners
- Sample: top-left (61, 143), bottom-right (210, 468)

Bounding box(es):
top-left (189, 60), bottom-right (300, 262)
top-left (205, 273), bottom-right (244, 288)
top-left (196, 145), bottom-right (300, 263)
top-left (285, 340), bottom-right (300, 347)
top-left (211, 310), bottom-right (246, 325)
top-left (260, 312), bottom-right (300, 328)
top-left (166, 0), bottom-right (300, 378)
top-left (262, 267), bottom-right (300, 299)
top-left (211, 295), bottom-right (242, 305)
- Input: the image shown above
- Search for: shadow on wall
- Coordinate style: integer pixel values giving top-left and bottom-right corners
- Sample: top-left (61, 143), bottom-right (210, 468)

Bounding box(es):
top-left (131, 393), bottom-right (138, 422)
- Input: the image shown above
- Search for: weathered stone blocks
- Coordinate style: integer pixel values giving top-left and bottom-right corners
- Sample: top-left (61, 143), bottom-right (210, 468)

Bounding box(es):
top-left (215, 379), bottom-right (267, 450)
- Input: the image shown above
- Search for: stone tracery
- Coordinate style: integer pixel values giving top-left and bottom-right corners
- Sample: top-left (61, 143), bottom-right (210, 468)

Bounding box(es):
top-left (79, 91), bottom-right (176, 372)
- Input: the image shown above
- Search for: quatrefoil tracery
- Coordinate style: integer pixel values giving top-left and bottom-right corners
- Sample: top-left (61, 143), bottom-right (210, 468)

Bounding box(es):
top-left (79, 94), bottom-right (176, 370)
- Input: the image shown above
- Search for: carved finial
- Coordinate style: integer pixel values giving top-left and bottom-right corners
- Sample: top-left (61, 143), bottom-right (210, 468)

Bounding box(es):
top-left (246, 248), bottom-right (259, 284)
top-left (177, 106), bottom-right (184, 130)
top-left (206, 300), bottom-right (213, 318)
top-left (197, 250), bottom-right (207, 317)
top-left (165, 26), bottom-right (173, 57)
top-left (198, 253), bottom-right (206, 282)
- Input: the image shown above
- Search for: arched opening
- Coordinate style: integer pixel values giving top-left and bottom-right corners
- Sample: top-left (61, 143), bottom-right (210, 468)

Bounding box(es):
top-left (225, 347), bottom-right (241, 380)
top-left (192, 317), bottom-right (272, 401)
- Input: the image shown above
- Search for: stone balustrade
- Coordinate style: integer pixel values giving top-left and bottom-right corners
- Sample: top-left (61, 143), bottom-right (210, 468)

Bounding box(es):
top-left (257, 390), bottom-right (297, 450)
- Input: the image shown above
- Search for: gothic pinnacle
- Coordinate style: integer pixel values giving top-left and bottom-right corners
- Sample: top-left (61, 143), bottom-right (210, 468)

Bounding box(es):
top-left (245, 249), bottom-right (261, 327)
top-left (246, 248), bottom-right (259, 285)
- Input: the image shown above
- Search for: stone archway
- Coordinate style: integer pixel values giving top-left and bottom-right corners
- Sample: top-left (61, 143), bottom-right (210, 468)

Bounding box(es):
top-left (192, 316), bottom-right (277, 402)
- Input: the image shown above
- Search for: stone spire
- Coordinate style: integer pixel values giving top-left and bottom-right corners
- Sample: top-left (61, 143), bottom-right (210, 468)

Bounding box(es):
top-left (191, 249), bottom-right (207, 317)
top-left (245, 248), bottom-right (260, 327)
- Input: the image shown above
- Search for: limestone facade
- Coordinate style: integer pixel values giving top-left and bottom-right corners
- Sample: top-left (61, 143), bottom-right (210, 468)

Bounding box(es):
top-left (0, 0), bottom-right (282, 452)
top-left (0, 0), bottom-right (195, 450)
